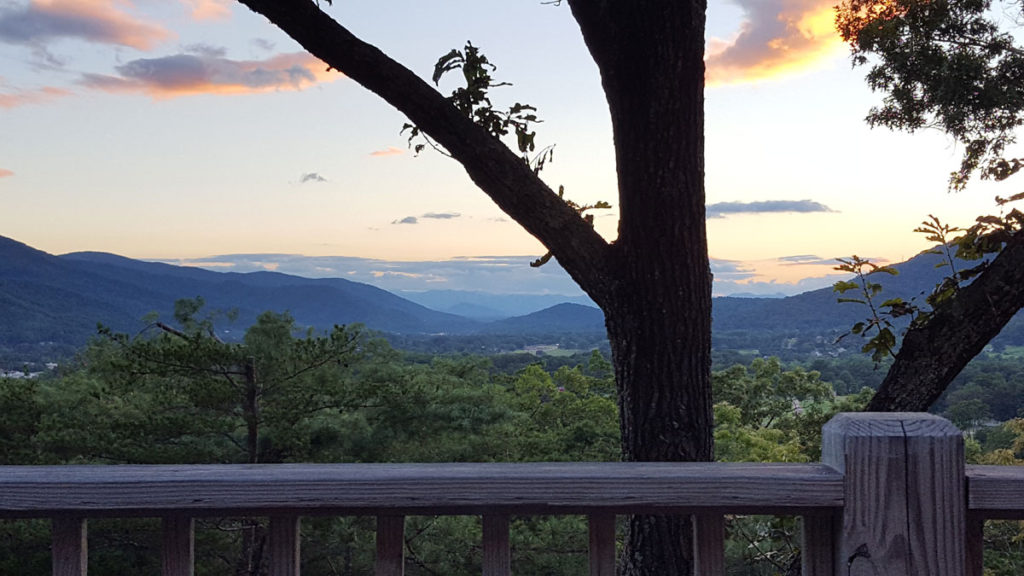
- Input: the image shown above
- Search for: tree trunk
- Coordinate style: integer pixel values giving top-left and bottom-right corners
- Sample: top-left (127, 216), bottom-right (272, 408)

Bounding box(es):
top-left (570, 2), bottom-right (713, 574)
top-left (868, 231), bottom-right (1024, 411)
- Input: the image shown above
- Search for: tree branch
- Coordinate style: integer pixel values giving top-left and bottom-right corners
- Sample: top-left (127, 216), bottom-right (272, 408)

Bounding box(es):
top-left (868, 230), bottom-right (1024, 411)
top-left (235, 0), bottom-right (616, 305)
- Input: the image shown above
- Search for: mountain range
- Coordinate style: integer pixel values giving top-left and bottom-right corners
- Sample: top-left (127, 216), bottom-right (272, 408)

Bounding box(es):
top-left (2, 234), bottom-right (1021, 359)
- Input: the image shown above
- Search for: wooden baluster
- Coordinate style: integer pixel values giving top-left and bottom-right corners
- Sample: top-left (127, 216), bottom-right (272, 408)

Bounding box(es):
top-left (966, 514), bottom-right (984, 576)
top-left (52, 517), bottom-right (86, 576)
top-left (162, 516), bottom-right (194, 576)
top-left (588, 513), bottom-right (615, 576)
top-left (801, 514), bottom-right (835, 576)
top-left (692, 514), bottom-right (724, 576)
top-left (482, 515), bottom-right (510, 576)
top-left (375, 515), bottom-right (404, 576)
top-left (823, 412), bottom-right (966, 576)
top-left (269, 516), bottom-right (301, 576)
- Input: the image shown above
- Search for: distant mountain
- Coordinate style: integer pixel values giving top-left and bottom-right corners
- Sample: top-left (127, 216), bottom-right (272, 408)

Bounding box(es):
top-left (0, 236), bottom-right (480, 354)
top-left (5, 235), bottom-right (1024, 363)
top-left (397, 290), bottom-right (595, 319)
top-left (484, 303), bottom-right (605, 334)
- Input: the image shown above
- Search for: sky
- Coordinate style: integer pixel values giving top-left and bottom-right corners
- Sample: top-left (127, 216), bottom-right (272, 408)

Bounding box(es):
top-left (0, 0), bottom-right (1012, 297)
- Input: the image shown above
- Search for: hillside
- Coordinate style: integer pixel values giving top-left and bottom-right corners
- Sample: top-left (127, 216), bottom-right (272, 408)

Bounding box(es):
top-left (0, 237), bottom-right (479, 355)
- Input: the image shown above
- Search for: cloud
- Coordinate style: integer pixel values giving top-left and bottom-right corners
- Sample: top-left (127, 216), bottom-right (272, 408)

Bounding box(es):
top-left (183, 43), bottom-right (226, 58)
top-left (300, 172), bottom-right (327, 184)
top-left (393, 211), bottom-right (462, 224)
top-left (0, 84), bottom-right (71, 108)
top-left (706, 0), bottom-right (843, 85)
top-left (0, 168), bottom-right (13, 178)
top-left (180, 0), bottom-right (231, 21)
top-left (251, 38), bottom-right (275, 52)
top-left (0, 0), bottom-right (171, 50)
top-left (706, 199), bottom-right (835, 218)
top-left (777, 254), bottom-right (838, 266)
top-left (80, 52), bottom-right (338, 97)
top-left (710, 258), bottom-right (757, 281)
top-left (370, 146), bottom-right (405, 157)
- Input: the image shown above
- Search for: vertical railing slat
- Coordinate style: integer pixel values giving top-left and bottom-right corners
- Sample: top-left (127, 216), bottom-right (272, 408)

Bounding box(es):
top-left (269, 516), bottom-right (301, 576)
top-left (162, 516), bottom-right (194, 576)
top-left (51, 517), bottom-right (87, 576)
top-left (375, 515), bottom-right (405, 576)
top-left (966, 514), bottom-right (984, 576)
top-left (800, 514), bottom-right (834, 576)
top-left (482, 514), bottom-right (510, 576)
top-left (692, 514), bottom-right (725, 576)
top-left (588, 513), bottom-right (615, 576)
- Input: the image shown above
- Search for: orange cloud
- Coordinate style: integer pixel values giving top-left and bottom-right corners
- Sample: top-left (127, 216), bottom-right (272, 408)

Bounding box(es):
top-left (706, 0), bottom-right (844, 85)
top-left (0, 169), bottom-right (13, 178)
top-left (0, 0), bottom-right (171, 50)
top-left (81, 52), bottom-right (339, 98)
top-left (0, 85), bottom-right (72, 108)
top-left (370, 146), bottom-right (405, 157)
top-left (180, 0), bottom-right (232, 21)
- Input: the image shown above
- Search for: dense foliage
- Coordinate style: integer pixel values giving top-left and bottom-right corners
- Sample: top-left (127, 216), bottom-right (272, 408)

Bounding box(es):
top-left (3, 301), bottom-right (1024, 574)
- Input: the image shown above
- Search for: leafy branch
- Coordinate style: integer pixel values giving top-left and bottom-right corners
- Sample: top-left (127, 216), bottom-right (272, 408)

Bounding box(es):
top-left (403, 41), bottom-right (612, 267)
top-left (833, 256), bottom-right (907, 364)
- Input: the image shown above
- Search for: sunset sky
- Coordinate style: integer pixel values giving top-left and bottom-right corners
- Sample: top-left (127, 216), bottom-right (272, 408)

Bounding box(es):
top-left (0, 0), bottom-right (1009, 296)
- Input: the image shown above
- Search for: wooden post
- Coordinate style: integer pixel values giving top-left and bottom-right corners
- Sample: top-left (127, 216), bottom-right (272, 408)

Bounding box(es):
top-left (692, 514), bottom-right (724, 576)
top-left (588, 513), bottom-right (615, 576)
top-left (375, 515), bottom-right (404, 576)
top-left (52, 517), bottom-right (86, 576)
top-left (822, 412), bottom-right (965, 576)
top-left (269, 516), bottom-right (300, 576)
top-left (482, 515), bottom-right (510, 576)
top-left (162, 516), bottom-right (194, 576)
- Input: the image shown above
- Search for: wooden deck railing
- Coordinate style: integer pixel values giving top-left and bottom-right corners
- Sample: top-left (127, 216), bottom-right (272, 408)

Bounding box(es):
top-left (2, 413), bottom-right (1024, 575)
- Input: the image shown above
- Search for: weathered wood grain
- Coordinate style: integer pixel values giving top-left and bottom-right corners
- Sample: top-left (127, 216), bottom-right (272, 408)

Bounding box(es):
top-left (161, 516), bottom-right (194, 576)
top-left (51, 517), bottom-right (86, 576)
top-left (482, 515), bottom-right (510, 576)
top-left (800, 514), bottom-right (835, 576)
top-left (0, 463), bottom-right (842, 518)
top-left (269, 516), bottom-right (300, 576)
top-left (966, 465), bottom-right (1024, 518)
top-left (692, 514), bottom-right (724, 576)
top-left (588, 513), bottom-right (615, 576)
top-left (823, 412), bottom-right (965, 576)
top-left (374, 515), bottom-right (404, 576)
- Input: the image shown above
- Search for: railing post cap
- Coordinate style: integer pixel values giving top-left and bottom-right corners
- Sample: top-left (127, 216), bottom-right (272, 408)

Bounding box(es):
top-left (823, 412), bottom-right (962, 438)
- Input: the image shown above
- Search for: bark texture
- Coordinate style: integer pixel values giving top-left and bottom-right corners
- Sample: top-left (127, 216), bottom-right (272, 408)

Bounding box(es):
top-left (236, 1), bottom-right (712, 574)
top-left (869, 232), bottom-right (1024, 411)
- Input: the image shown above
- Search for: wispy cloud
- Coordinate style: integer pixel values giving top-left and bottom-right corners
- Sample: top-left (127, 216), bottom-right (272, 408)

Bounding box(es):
top-left (0, 84), bottom-right (71, 108)
top-left (706, 199), bottom-right (835, 218)
top-left (182, 43), bottom-right (226, 58)
top-left (299, 172), bottom-right (327, 184)
top-left (80, 52), bottom-right (337, 98)
top-left (0, 168), bottom-right (13, 178)
top-left (777, 254), bottom-right (836, 266)
top-left (180, 0), bottom-right (231, 21)
top-left (251, 38), bottom-right (275, 52)
top-left (0, 0), bottom-right (172, 51)
top-left (706, 0), bottom-right (843, 85)
top-left (393, 211), bottom-right (462, 224)
top-left (370, 146), bottom-right (404, 157)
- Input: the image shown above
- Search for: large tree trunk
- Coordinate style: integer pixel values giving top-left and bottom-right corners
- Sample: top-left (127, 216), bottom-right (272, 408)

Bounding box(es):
top-left (569, 2), bottom-right (712, 574)
top-left (869, 231), bottom-right (1024, 411)
top-left (236, 1), bottom-right (712, 574)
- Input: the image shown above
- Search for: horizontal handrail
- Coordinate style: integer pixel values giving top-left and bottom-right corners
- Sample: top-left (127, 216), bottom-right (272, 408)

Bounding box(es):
top-left (0, 462), bottom-right (844, 518)
top-left (966, 464), bottom-right (1024, 519)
